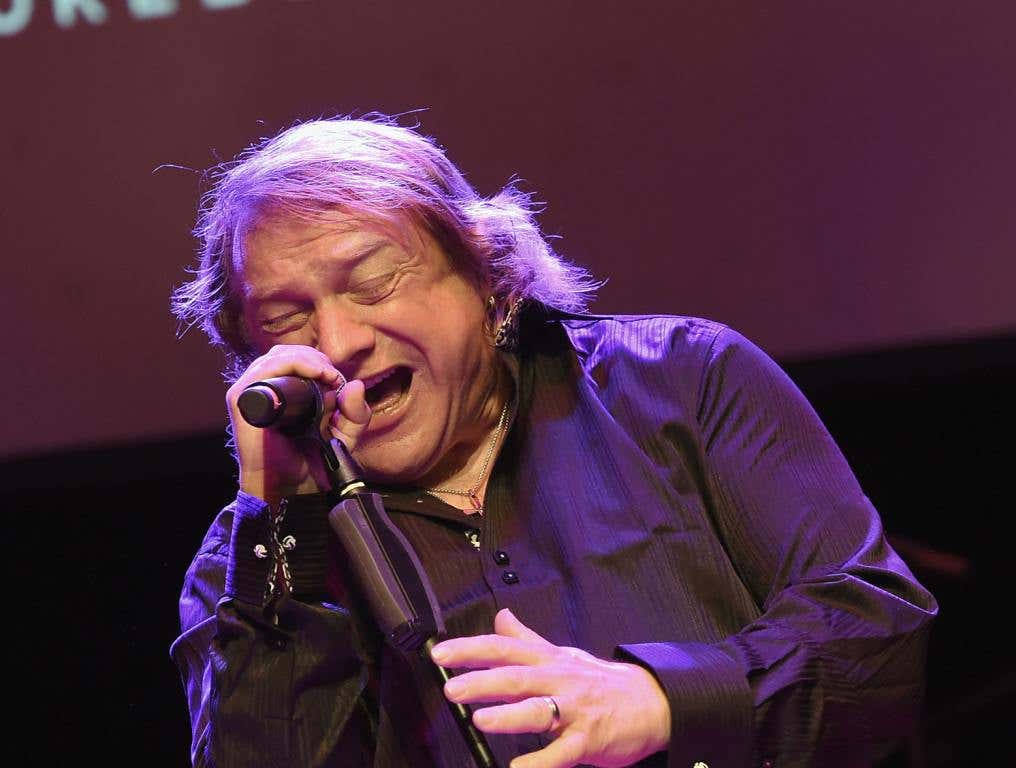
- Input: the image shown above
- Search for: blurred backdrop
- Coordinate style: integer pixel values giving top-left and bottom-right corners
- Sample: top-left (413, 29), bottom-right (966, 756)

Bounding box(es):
top-left (1, 1), bottom-right (1013, 764)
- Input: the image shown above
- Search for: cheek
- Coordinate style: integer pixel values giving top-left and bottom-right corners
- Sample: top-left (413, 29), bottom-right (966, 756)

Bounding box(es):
top-left (410, 281), bottom-right (485, 342)
top-left (435, 305), bottom-right (487, 359)
top-left (409, 324), bottom-right (484, 393)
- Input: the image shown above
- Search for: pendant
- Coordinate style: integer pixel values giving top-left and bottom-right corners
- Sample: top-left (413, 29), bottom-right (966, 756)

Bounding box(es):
top-left (465, 491), bottom-right (484, 516)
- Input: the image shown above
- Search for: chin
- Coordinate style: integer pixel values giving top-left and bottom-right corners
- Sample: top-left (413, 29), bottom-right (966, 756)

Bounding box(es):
top-left (353, 442), bottom-right (433, 487)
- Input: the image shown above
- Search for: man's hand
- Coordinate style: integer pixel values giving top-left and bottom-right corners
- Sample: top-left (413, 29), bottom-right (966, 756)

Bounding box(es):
top-left (430, 609), bottom-right (671, 768)
top-left (227, 344), bottom-right (371, 504)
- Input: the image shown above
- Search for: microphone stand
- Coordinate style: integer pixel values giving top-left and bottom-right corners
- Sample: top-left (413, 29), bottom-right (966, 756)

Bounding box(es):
top-left (320, 435), bottom-right (497, 768)
top-left (236, 376), bottom-right (496, 765)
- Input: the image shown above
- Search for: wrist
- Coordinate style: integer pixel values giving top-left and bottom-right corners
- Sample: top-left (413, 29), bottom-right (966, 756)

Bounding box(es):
top-left (238, 471), bottom-right (273, 506)
top-left (239, 471), bottom-right (316, 507)
top-left (628, 662), bottom-right (672, 752)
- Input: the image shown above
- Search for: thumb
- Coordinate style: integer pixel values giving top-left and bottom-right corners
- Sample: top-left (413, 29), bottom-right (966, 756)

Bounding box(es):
top-left (329, 379), bottom-right (371, 452)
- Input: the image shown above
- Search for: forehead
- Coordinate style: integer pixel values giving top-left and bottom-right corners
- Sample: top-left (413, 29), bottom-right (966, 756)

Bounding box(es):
top-left (237, 208), bottom-right (405, 268)
top-left (234, 209), bottom-right (423, 295)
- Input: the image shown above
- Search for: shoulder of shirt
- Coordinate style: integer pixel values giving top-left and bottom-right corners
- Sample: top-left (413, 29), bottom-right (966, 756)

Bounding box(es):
top-left (550, 310), bottom-right (733, 364)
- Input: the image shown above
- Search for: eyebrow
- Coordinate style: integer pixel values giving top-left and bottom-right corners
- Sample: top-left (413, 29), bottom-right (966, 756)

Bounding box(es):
top-left (246, 238), bottom-right (394, 304)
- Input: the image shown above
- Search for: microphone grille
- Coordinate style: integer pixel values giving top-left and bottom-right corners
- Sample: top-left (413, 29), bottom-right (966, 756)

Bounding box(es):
top-left (237, 384), bottom-right (282, 427)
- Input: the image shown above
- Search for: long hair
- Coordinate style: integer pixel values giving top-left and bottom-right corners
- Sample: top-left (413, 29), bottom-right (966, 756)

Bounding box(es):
top-left (171, 114), bottom-right (598, 381)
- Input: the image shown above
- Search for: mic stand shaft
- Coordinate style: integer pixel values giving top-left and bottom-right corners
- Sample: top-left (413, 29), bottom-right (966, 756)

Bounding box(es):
top-left (320, 436), bottom-right (497, 768)
top-left (422, 637), bottom-right (497, 768)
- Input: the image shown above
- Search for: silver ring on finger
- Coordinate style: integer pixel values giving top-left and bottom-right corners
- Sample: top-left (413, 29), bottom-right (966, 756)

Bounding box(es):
top-left (542, 695), bottom-right (561, 732)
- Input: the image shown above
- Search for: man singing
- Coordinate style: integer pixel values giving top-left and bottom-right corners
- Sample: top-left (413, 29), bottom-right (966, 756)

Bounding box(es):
top-left (170, 115), bottom-right (936, 767)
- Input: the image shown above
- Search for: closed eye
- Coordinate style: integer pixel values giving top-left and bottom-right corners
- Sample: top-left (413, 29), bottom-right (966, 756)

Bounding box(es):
top-left (260, 309), bottom-right (311, 335)
top-left (349, 270), bottom-right (402, 304)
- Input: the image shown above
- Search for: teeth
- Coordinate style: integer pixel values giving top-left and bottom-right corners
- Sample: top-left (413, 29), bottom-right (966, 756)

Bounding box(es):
top-left (362, 368), bottom-right (398, 390)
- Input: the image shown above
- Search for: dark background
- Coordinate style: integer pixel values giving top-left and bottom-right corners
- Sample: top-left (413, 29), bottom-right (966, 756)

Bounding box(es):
top-left (1, 0), bottom-right (1013, 764)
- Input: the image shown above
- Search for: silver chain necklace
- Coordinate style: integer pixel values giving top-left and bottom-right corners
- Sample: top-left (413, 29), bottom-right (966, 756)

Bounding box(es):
top-left (426, 400), bottom-right (510, 516)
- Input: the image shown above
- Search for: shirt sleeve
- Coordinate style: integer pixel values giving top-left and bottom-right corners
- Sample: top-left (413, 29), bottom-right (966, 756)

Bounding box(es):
top-left (618, 325), bottom-right (937, 768)
top-left (169, 491), bottom-right (377, 767)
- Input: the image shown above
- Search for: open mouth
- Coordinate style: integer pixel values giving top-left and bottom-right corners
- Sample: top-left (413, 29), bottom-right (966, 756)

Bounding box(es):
top-left (363, 366), bottom-right (413, 413)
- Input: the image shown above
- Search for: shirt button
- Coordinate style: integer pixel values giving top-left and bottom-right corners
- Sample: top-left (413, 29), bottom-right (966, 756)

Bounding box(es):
top-left (493, 550), bottom-right (510, 565)
top-left (693, 763), bottom-right (709, 768)
top-left (501, 570), bottom-right (519, 585)
top-left (761, 762), bottom-right (774, 768)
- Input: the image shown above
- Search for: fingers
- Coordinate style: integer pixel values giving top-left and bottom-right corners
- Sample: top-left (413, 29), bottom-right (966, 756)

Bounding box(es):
top-left (444, 665), bottom-right (550, 705)
top-left (230, 345), bottom-right (343, 394)
top-left (495, 608), bottom-right (552, 645)
top-left (431, 609), bottom-right (554, 670)
top-left (430, 632), bottom-right (554, 670)
top-left (472, 695), bottom-right (564, 735)
top-left (228, 345), bottom-right (346, 425)
top-left (328, 379), bottom-right (371, 452)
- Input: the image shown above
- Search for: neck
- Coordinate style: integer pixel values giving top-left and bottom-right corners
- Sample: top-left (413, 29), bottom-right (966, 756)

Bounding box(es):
top-left (418, 355), bottom-right (516, 505)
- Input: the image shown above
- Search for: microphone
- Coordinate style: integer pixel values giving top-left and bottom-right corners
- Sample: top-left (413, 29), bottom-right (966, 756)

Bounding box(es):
top-left (325, 463), bottom-right (496, 767)
top-left (239, 374), bottom-right (497, 765)
top-left (237, 374), bottom-right (344, 435)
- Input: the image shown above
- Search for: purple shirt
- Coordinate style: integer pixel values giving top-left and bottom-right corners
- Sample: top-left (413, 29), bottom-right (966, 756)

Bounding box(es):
top-left (171, 311), bottom-right (936, 767)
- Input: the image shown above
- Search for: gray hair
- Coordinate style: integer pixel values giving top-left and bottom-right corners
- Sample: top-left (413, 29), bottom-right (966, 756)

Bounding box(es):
top-left (171, 114), bottom-right (598, 380)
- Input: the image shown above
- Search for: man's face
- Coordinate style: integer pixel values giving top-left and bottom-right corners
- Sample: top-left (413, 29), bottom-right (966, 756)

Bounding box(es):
top-left (237, 209), bottom-right (499, 484)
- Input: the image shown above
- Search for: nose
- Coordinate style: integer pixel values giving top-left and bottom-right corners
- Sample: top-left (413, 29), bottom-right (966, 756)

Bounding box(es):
top-left (313, 299), bottom-right (375, 370)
